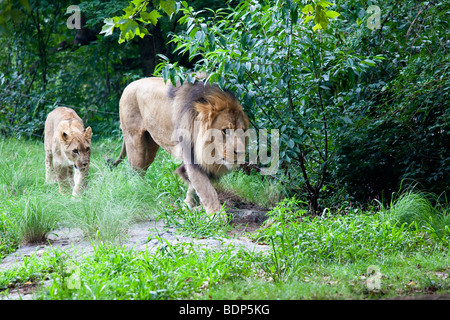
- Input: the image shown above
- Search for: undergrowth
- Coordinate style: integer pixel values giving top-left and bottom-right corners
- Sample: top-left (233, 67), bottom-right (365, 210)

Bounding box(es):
top-left (1, 137), bottom-right (449, 300)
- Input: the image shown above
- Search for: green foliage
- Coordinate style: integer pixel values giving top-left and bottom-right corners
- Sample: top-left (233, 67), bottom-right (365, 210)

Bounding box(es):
top-left (254, 194), bottom-right (448, 283)
top-left (157, 0), bottom-right (382, 212)
top-left (217, 170), bottom-right (285, 208)
top-left (0, 211), bottom-right (20, 260)
top-left (0, 0), bottom-right (31, 33)
top-left (331, 0), bottom-right (449, 201)
top-left (0, 1), bottom-right (128, 138)
top-left (100, 0), bottom-right (177, 43)
top-left (156, 0), bottom-right (449, 208)
top-left (381, 190), bottom-right (450, 245)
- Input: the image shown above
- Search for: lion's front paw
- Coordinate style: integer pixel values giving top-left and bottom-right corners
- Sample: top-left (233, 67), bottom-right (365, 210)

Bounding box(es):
top-left (184, 197), bottom-right (197, 210)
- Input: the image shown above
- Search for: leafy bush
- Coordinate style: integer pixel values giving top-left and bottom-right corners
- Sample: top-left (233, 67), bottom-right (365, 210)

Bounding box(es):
top-left (158, 0), bottom-right (382, 212)
top-left (331, 0), bottom-right (449, 202)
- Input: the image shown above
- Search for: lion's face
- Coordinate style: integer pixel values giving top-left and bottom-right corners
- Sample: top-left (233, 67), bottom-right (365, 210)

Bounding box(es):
top-left (192, 92), bottom-right (249, 173)
top-left (59, 127), bottom-right (92, 171)
top-left (210, 111), bottom-right (248, 169)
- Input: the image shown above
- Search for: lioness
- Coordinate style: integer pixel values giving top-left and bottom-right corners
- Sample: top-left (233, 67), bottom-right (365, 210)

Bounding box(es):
top-left (44, 107), bottom-right (92, 196)
top-left (110, 77), bottom-right (249, 214)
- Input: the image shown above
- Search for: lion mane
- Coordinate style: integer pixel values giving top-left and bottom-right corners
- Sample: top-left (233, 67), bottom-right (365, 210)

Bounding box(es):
top-left (110, 77), bottom-right (249, 214)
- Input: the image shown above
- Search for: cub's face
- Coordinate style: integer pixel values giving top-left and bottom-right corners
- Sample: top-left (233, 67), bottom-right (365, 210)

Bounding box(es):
top-left (59, 127), bottom-right (92, 170)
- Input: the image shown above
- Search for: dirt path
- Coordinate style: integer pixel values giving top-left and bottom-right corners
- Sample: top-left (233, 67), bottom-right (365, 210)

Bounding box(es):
top-left (0, 192), bottom-right (270, 300)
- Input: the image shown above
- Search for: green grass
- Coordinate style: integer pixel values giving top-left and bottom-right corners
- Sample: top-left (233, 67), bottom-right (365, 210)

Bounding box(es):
top-left (381, 190), bottom-right (450, 243)
top-left (216, 170), bottom-right (285, 208)
top-left (0, 137), bottom-right (186, 248)
top-left (0, 137), bottom-right (449, 300)
top-left (159, 205), bottom-right (233, 239)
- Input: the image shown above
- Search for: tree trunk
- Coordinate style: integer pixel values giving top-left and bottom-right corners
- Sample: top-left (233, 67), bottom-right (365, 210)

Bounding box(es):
top-left (138, 24), bottom-right (164, 76)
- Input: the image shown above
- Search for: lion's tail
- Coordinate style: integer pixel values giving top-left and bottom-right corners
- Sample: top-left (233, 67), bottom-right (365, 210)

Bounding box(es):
top-left (107, 140), bottom-right (127, 169)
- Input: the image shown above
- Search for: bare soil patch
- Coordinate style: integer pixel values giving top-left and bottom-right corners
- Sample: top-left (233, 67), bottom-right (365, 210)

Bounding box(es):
top-left (219, 190), bottom-right (269, 236)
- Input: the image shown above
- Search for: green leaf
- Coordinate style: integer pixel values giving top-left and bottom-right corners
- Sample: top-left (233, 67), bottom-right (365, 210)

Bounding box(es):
top-left (325, 10), bottom-right (340, 19)
top-left (100, 18), bottom-right (116, 37)
top-left (159, 0), bottom-right (177, 16)
top-left (189, 27), bottom-right (198, 39)
top-left (363, 59), bottom-right (376, 66)
top-left (136, 25), bottom-right (149, 38)
top-left (19, 0), bottom-right (30, 13)
top-left (169, 67), bottom-right (177, 85)
top-left (117, 19), bottom-right (140, 43)
top-left (318, 0), bottom-right (332, 8)
top-left (123, 4), bottom-right (134, 17)
top-left (301, 4), bottom-right (314, 15)
top-left (312, 23), bottom-right (322, 31)
top-left (314, 5), bottom-right (328, 30)
top-left (141, 10), bottom-right (162, 25)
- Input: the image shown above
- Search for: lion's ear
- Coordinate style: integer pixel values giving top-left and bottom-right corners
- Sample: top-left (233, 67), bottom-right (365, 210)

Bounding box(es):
top-left (59, 131), bottom-right (69, 142)
top-left (84, 127), bottom-right (92, 140)
top-left (194, 96), bottom-right (217, 120)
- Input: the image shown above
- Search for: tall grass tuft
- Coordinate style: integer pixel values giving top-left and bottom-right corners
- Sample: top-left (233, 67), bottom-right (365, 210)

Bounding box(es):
top-left (0, 137), bottom-right (187, 247)
top-left (385, 191), bottom-right (434, 226)
top-left (62, 159), bottom-right (154, 243)
top-left (9, 194), bottom-right (61, 244)
top-left (382, 190), bottom-right (450, 244)
top-left (217, 171), bottom-right (284, 208)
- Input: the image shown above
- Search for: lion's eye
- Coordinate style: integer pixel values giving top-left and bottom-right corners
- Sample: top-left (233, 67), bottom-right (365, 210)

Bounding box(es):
top-left (86, 147), bottom-right (90, 152)
top-left (73, 149), bottom-right (79, 154)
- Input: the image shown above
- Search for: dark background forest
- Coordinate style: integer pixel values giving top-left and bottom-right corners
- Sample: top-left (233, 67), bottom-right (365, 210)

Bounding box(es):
top-left (0, 0), bottom-right (448, 212)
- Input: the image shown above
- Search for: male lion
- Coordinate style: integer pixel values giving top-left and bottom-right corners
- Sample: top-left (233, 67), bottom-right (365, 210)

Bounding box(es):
top-left (110, 77), bottom-right (249, 214)
top-left (44, 107), bottom-right (92, 196)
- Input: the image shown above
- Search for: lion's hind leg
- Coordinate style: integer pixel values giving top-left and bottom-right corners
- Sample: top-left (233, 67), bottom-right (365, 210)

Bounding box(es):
top-left (124, 130), bottom-right (159, 175)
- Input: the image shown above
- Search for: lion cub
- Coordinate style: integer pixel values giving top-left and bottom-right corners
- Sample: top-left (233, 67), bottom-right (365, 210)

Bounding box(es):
top-left (44, 107), bottom-right (92, 196)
